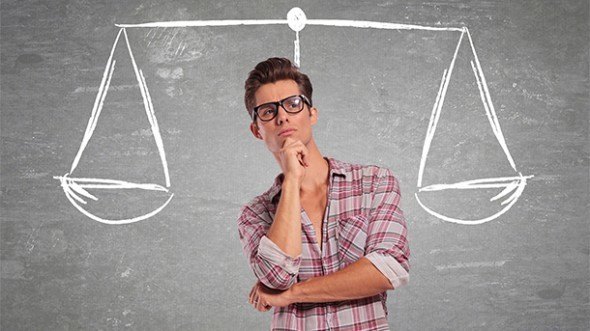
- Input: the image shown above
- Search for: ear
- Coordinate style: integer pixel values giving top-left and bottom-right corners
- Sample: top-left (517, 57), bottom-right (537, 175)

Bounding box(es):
top-left (250, 122), bottom-right (263, 140)
top-left (309, 106), bottom-right (318, 125)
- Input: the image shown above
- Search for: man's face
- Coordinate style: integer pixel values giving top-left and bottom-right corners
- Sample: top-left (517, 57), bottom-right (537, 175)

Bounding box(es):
top-left (250, 79), bottom-right (317, 153)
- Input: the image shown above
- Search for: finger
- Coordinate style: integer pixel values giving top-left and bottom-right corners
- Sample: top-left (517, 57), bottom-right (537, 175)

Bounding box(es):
top-left (281, 139), bottom-right (304, 151)
top-left (296, 152), bottom-right (304, 166)
top-left (281, 143), bottom-right (302, 156)
top-left (254, 290), bottom-right (265, 311)
top-left (282, 137), bottom-right (296, 148)
top-left (292, 141), bottom-right (308, 160)
top-left (251, 292), bottom-right (260, 307)
top-left (255, 298), bottom-right (261, 310)
top-left (249, 285), bottom-right (256, 304)
top-left (281, 147), bottom-right (306, 168)
top-left (249, 283), bottom-right (260, 305)
top-left (298, 147), bottom-right (309, 167)
top-left (256, 299), bottom-right (269, 312)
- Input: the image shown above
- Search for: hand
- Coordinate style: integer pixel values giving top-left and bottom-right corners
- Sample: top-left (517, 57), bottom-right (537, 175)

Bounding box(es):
top-left (249, 281), bottom-right (272, 312)
top-left (249, 281), bottom-right (295, 311)
top-left (278, 137), bottom-right (309, 185)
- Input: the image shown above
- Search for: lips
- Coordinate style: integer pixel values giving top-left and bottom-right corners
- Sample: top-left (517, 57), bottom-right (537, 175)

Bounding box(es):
top-left (278, 128), bottom-right (296, 136)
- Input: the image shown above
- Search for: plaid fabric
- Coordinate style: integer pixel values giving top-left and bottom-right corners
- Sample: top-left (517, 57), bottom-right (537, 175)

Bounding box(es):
top-left (238, 157), bottom-right (410, 331)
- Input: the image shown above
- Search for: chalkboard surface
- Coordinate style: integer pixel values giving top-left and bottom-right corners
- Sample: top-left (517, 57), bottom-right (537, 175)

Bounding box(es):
top-left (1, 0), bottom-right (588, 330)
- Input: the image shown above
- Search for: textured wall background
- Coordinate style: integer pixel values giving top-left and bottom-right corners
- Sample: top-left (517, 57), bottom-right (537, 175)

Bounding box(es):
top-left (1, 0), bottom-right (588, 329)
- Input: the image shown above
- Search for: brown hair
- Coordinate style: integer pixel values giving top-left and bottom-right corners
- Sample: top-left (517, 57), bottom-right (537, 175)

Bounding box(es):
top-left (244, 57), bottom-right (313, 120)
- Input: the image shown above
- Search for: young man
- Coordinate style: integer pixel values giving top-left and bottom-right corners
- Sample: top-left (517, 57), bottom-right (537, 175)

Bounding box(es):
top-left (237, 57), bottom-right (410, 330)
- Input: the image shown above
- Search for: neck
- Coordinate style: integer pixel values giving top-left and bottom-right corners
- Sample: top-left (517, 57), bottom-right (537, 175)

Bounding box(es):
top-left (301, 139), bottom-right (329, 194)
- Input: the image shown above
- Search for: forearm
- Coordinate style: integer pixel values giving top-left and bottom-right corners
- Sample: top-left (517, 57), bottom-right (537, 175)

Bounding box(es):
top-left (266, 178), bottom-right (302, 258)
top-left (288, 257), bottom-right (393, 304)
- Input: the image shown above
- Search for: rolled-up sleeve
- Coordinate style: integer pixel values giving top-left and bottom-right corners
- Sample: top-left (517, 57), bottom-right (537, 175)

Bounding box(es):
top-left (364, 168), bottom-right (410, 289)
top-left (238, 205), bottom-right (301, 290)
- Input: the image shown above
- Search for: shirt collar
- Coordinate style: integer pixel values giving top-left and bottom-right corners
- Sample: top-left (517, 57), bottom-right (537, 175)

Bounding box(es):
top-left (268, 157), bottom-right (348, 203)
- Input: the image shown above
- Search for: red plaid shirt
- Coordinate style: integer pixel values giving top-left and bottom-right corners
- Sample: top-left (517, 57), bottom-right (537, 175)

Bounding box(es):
top-left (238, 157), bottom-right (410, 330)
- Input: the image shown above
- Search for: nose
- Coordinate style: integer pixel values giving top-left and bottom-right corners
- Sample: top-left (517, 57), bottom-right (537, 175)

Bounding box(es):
top-left (275, 105), bottom-right (290, 125)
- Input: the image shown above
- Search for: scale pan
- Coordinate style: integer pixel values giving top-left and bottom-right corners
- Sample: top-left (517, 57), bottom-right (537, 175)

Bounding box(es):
top-left (56, 175), bottom-right (174, 225)
top-left (415, 174), bottom-right (532, 225)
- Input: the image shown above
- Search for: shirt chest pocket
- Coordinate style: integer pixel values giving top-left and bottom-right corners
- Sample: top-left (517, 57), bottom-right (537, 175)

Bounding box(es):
top-left (336, 215), bottom-right (369, 268)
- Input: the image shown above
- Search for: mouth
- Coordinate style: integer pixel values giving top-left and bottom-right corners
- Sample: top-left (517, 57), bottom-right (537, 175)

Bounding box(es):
top-left (278, 128), bottom-right (296, 137)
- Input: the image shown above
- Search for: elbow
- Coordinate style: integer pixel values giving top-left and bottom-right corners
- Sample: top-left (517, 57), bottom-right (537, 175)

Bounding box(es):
top-left (364, 252), bottom-right (409, 291)
top-left (382, 270), bottom-right (408, 292)
top-left (252, 236), bottom-right (301, 290)
top-left (252, 257), bottom-right (300, 290)
top-left (389, 259), bottom-right (409, 290)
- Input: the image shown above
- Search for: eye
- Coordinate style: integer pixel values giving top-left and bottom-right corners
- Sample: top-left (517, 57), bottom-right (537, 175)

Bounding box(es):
top-left (257, 105), bottom-right (276, 117)
top-left (285, 97), bottom-right (301, 110)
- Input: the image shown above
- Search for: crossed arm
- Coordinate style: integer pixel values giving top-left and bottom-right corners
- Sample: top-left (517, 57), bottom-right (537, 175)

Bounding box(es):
top-left (249, 256), bottom-right (393, 311)
top-left (238, 168), bottom-right (409, 311)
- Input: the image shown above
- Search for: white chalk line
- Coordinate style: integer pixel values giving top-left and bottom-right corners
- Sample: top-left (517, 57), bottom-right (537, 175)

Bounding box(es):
top-left (294, 30), bottom-right (300, 68)
top-left (114, 18), bottom-right (464, 32)
top-left (168, 28), bottom-right (179, 46)
top-left (418, 175), bottom-right (534, 193)
top-left (417, 28), bottom-right (465, 187)
top-left (54, 176), bottom-right (170, 192)
top-left (174, 41), bottom-right (183, 56)
top-left (139, 69), bottom-right (170, 187)
top-left (466, 28), bottom-right (516, 171)
top-left (54, 174), bottom-right (170, 205)
top-left (417, 69), bottom-right (447, 188)
top-left (415, 174), bottom-right (533, 225)
top-left (491, 180), bottom-right (519, 202)
top-left (435, 260), bottom-right (506, 271)
top-left (306, 19), bottom-right (463, 32)
top-left (56, 174), bottom-right (173, 225)
top-left (115, 19), bottom-right (289, 28)
top-left (122, 28), bottom-right (171, 188)
top-left (70, 28), bottom-right (122, 174)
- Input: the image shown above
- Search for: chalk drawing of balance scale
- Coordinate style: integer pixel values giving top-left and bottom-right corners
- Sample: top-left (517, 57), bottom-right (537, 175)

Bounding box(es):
top-left (54, 8), bottom-right (533, 225)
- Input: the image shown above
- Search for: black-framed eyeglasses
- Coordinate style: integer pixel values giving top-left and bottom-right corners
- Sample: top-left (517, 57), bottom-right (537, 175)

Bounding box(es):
top-left (252, 95), bottom-right (312, 122)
